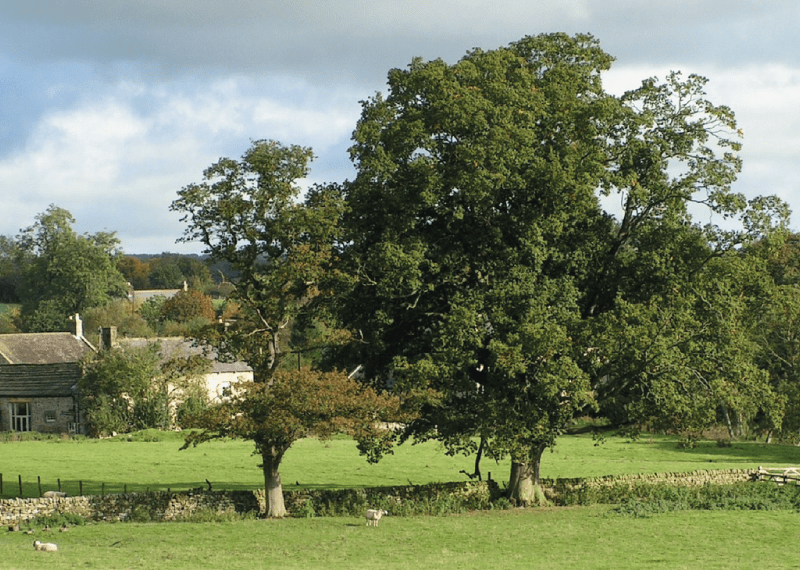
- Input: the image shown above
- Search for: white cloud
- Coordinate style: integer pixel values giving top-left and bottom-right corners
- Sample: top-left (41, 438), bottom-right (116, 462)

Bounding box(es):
top-left (0, 76), bottom-right (362, 252)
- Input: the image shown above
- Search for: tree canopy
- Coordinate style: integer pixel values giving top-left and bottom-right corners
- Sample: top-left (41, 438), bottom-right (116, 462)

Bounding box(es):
top-left (335, 32), bottom-right (789, 503)
top-left (12, 205), bottom-right (128, 332)
top-left (171, 140), bottom-right (345, 379)
top-left (173, 140), bottom-right (395, 517)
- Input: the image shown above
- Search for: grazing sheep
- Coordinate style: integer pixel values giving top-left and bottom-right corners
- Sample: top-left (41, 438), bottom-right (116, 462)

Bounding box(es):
top-left (42, 491), bottom-right (67, 499)
top-left (33, 540), bottom-right (58, 552)
top-left (364, 509), bottom-right (388, 526)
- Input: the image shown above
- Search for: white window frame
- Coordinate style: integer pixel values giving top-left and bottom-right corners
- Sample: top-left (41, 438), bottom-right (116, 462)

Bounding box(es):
top-left (10, 402), bottom-right (31, 432)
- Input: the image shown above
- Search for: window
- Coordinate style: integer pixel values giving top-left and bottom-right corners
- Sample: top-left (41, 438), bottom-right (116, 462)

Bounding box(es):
top-left (10, 402), bottom-right (31, 432)
top-left (45, 411), bottom-right (57, 423)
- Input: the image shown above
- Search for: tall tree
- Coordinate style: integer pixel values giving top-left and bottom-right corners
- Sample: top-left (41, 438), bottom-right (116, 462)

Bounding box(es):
top-left (172, 140), bottom-right (343, 378)
top-left (172, 140), bottom-right (395, 517)
top-left (338, 33), bottom-right (787, 503)
top-left (14, 205), bottom-right (128, 332)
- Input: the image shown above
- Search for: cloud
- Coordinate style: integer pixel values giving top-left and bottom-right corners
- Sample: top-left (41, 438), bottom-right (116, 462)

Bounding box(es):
top-left (0, 75), bottom-right (363, 252)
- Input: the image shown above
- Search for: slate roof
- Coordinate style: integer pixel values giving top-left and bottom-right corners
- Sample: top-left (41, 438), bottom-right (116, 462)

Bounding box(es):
top-left (0, 333), bottom-right (96, 365)
top-left (0, 363), bottom-right (81, 397)
top-left (118, 338), bottom-right (252, 374)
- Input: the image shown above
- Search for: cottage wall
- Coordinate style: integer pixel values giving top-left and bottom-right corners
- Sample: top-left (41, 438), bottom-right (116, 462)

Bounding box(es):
top-left (0, 397), bottom-right (77, 434)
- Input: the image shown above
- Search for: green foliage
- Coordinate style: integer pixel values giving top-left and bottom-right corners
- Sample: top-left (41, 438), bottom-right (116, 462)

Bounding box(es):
top-left (160, 289), bottom-right (216, 324)
top-left (138, 295), bottom-right (167, 329)
top-left (172, 140), bottom-right (346, 378)
top-left (79, 344), bottom-right (164, 435)
top-left (82, 299), bottom-right (155, 340)
top-left (176, 395), bottom-right (208, 429)
top-left (79, 343), bottom-right (211, 436)
top-left (14, 205), bottom-right (128, 331)
top-left (337, 32), bottom-right (788, 499)
top-left (183, 367), bottom-right (401, 516)
top-left (30, 512), bottom-right (87, 527)
top-left (607, 482), bottom-right (800, 517)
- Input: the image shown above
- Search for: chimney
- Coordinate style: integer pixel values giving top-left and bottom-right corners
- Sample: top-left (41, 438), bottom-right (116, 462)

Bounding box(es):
top-left (100, 326), bottom-right (118, 351)
top-left (69, 314), bottom-right (83, 338)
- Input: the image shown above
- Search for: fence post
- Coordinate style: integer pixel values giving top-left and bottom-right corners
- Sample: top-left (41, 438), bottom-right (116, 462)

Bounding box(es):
top-left (37, 476), bottom-right (41, 497)
top-left (102, 483), bottom-right (105, 497)
top-left (79, 481), bottom-right (83, 496)
top-left (1, 473), bottom-right (3, 495)
top-left (18, 475), bottom-right (22, 497)
top-left (58, 479), bottom-right (61, 492)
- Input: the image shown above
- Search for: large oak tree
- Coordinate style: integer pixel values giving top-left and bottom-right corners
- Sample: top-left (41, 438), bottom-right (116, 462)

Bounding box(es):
top-left (337, 33), bottom-right (788, 504)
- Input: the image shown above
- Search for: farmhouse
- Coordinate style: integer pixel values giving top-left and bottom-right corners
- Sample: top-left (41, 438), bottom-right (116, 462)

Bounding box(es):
top-left (0, 315), bottom-right (94, 434)
top-left (117, 336), bottom-right (253, 403)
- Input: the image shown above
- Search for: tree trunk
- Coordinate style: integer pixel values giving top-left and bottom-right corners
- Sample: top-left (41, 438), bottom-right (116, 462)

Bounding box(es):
top-left (262, 449), bottom-right (287, 518)
top-left (720, 402), bottom-right (735, 440)
top-left (507, 444), bottom-right (547, 506)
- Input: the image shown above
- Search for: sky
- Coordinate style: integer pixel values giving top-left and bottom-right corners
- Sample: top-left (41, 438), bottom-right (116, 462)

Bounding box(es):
top-left (1, 0), bottom-right (798, 254)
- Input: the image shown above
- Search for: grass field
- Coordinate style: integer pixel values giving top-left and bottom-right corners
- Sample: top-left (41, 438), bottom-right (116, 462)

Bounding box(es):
top-left (2, 429), bottom-right (800, 498)
top-left (3, 507), bottom-right (800, 569)
top-left (4, 431), bottom-right (800, 569)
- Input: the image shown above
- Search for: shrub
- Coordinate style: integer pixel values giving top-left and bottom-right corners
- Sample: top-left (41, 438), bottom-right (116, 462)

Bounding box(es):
top-left (161, 289), bottom-right (215, 324)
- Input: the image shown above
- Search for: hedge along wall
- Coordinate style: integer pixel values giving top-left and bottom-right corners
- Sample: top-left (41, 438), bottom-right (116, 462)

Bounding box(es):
top-left (0, 469), bottom-right (757, 525)
top-left (541, 469), bottom-right (755, 505)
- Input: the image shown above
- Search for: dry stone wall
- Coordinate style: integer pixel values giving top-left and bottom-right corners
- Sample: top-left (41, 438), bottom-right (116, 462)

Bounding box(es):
top-left (0, 489), bottom-right (266, 526)
top-left (0, 469), bottom-right (757, 524)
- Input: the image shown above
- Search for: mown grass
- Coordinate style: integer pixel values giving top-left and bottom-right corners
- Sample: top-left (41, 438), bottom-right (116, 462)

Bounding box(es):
top-left (4, 430), bottom-right (800, 568)
top-left (3, 429), bottom-right (800, 498)
top-left (3, 507), bottom-right (800, 569)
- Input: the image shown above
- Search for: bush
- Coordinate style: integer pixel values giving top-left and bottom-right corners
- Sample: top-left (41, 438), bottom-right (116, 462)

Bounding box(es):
top-left (161, 289), bottom-right (215, 323)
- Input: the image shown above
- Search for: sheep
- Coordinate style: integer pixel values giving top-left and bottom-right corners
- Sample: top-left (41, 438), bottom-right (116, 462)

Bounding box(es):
top-left (364, 509), bottom-right (388, 527)
top-left (42, 491), bottom-right (67, 499)
top-left (33, 540), bottom-right (58, 552)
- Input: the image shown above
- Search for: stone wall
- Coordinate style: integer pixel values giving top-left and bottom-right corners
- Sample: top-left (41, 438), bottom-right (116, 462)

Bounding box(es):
top-left (0, 469), bottom-right (758, 525)
top-left (0, 489), bottom-right (266, 526)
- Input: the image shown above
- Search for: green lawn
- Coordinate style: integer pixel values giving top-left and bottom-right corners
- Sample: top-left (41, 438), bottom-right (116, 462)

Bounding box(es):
top-left (4, 431), bottom-right (800, 569)
top-left (2, 430), bottom-right (799, 498)
top-left (2, 507), bottom-right (800, 569)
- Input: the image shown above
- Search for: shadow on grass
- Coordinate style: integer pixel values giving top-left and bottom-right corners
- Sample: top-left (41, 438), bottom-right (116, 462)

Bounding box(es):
top-left (628, 439), bottom-right (800, 465)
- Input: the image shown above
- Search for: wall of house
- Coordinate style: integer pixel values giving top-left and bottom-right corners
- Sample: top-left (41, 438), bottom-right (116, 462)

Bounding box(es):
top-left (204, 371), bottom-right (252, 403)
top-left (0, 397), bottom-right (78, 434)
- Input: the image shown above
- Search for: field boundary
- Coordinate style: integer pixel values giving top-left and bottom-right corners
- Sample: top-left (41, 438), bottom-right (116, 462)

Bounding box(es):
top-left (0, 468), bottom-right (759, 525)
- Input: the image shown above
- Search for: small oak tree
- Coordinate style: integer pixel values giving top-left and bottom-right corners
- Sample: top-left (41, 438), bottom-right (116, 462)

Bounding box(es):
top-left (182, 367), bottom-right (398, 517)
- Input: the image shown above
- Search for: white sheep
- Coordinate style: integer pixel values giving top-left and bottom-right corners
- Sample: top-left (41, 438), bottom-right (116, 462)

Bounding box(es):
top-left (42, 491), bottom-right (67, 499)
top-left (364, 509), bottom-right (388, 526)
top-left (33, 540), bottom-right (58, 552)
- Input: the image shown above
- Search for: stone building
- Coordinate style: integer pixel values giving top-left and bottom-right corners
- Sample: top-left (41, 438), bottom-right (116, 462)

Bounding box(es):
top-left (0, 315), bottom-right (95, 434)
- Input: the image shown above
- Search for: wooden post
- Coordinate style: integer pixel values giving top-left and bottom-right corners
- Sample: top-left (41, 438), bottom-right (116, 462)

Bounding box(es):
top-left (18, 475), bottom-right (22, 497)
top-left (124, 484), bottom-right (127, 494)
top-left (1, 473), bottom-right (3, 495)
top-left (37, 476), bottom-right (41, 497)
top-left (79, 481), bottom-right (83, 496)
top-left (58, 479), bottom-right (61, 492)
top-left (102, 483), bottom-right (105, 497)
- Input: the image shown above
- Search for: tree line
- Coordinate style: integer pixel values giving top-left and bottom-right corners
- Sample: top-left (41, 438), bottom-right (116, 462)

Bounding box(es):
top-left (3, 33), bottom-right (799, 517)
top-left (0, 208), bottom-right (239, 337)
